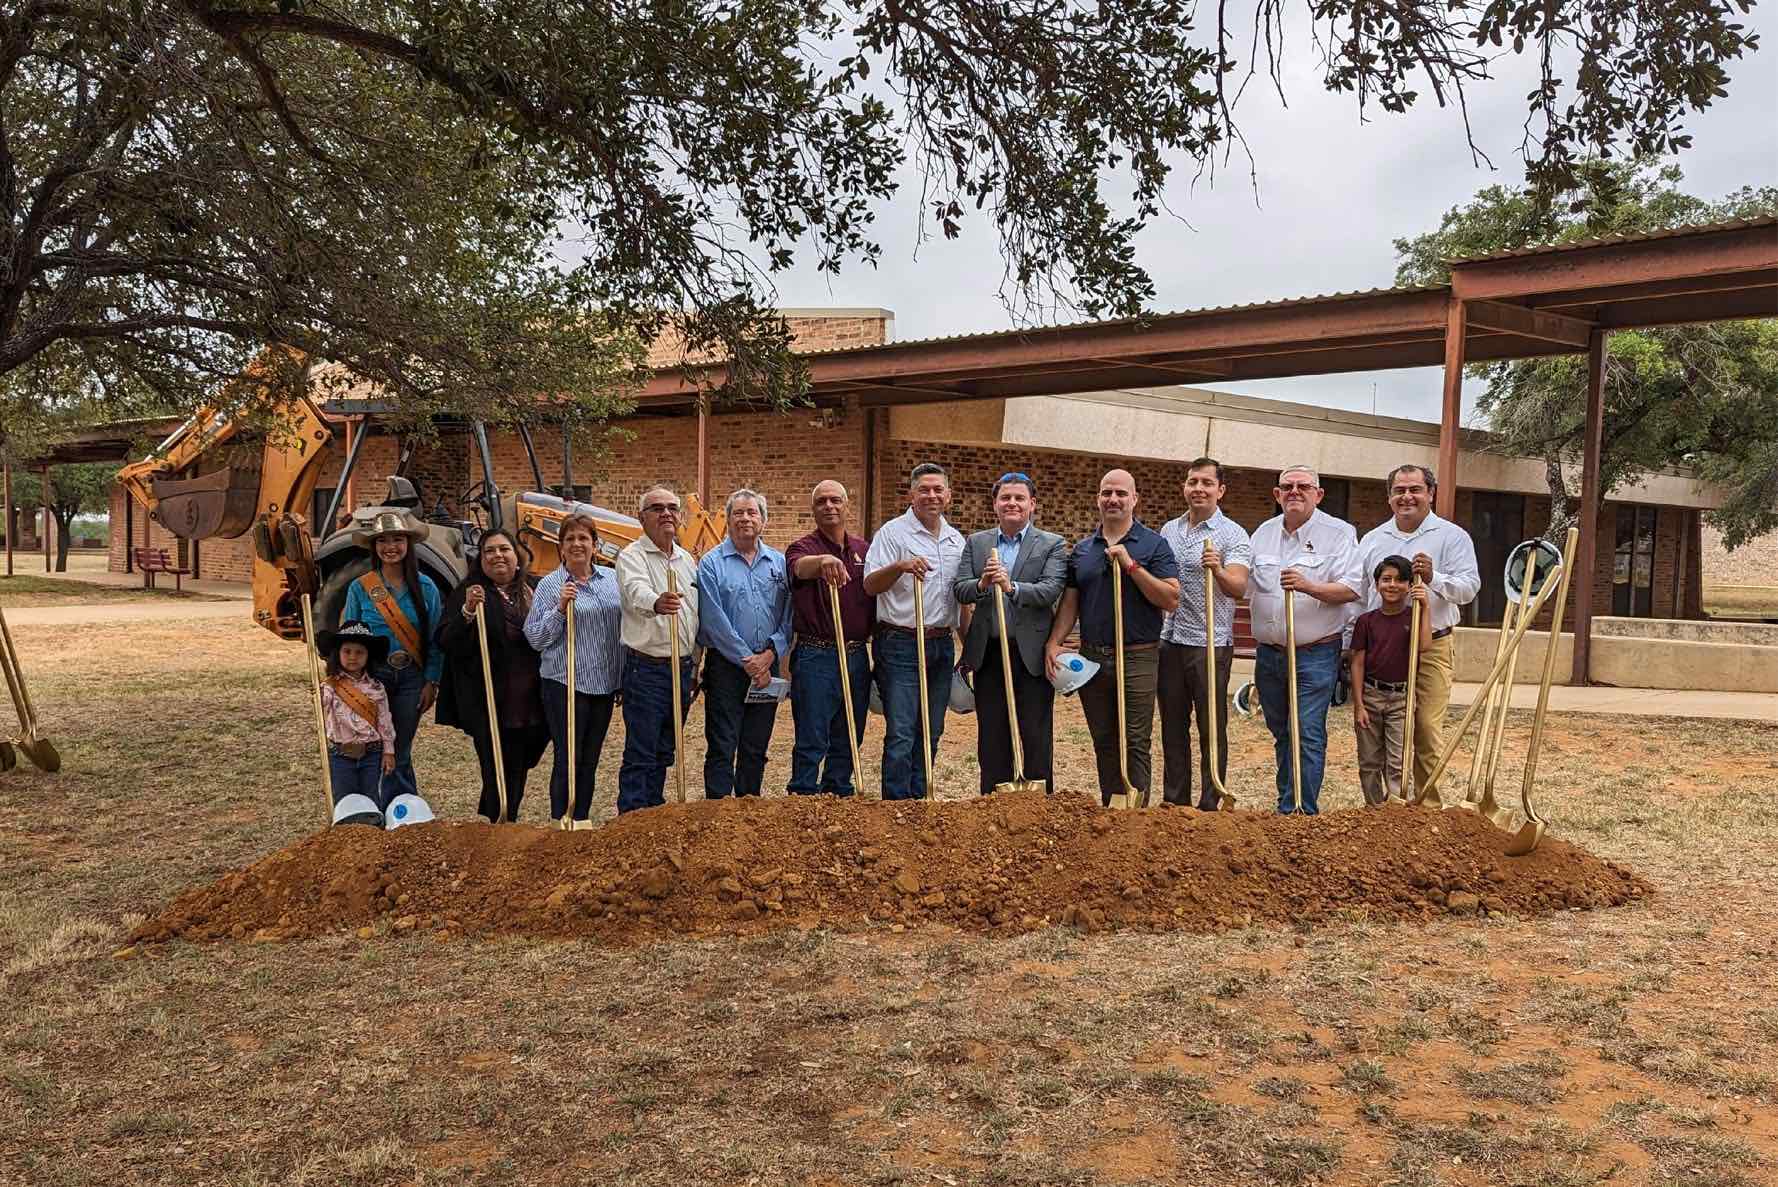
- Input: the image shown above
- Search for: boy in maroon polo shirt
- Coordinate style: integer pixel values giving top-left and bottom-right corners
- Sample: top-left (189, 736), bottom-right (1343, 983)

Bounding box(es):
top-left (1350, 554), bottom-right (1429, 805)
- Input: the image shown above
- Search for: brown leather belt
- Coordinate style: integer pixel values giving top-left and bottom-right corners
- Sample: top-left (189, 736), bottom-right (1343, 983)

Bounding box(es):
top-left (624, 647), bottom-right (686, 666)
top-left (1079, 641), bottom-right (1158, 654)
top-left (878, 624), bottom-right (951, 639)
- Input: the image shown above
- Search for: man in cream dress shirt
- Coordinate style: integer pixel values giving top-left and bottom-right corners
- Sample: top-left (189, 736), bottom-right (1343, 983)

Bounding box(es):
top-left (615, 485), bottom-right (701, 812)
top-left (1356, 463), bottom-right (1480, 804)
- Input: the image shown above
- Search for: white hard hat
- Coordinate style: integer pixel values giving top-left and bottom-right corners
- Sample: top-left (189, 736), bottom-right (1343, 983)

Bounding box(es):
top-left (1049, 651), bottom-right (1099, 696)
top-left (949, 670), bottom-right (975, 714)
top-left (1505, 537), bottom-right (1565, 604)
top-left (1232, 680), bottom-right (1258, 717)
top-left (332, 793), bottom-right (384, 828)
top-left (384, 794), bottom-right (435, 829)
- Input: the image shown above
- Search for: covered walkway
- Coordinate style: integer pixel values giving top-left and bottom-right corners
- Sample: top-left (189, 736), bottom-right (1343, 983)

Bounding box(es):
top-left (645, 218), bottom-right (1778, 683)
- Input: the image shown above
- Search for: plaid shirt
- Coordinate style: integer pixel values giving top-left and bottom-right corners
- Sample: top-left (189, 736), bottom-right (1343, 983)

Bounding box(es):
top-left (1159, 508), bottom-right (1253, 647)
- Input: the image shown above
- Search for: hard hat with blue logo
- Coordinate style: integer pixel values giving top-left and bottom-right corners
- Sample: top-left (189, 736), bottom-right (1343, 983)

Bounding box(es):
top-left (1048, 651), bottom-right (1100, 696)
top-left (384, 793), bottom-right (435, 829)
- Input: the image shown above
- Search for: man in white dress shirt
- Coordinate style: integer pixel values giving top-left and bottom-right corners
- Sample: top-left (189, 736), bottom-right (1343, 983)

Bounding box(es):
top-left (1248, 466), bottom-right (1362, 814)
top-left (863, 463), bottom-right (969, 800)
top-left (1356, 463), bottom-right (1480, 804)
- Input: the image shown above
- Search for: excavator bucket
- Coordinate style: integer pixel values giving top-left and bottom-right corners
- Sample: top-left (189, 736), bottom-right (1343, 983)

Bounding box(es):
top-left (151, 466), bottom-right (262, 539)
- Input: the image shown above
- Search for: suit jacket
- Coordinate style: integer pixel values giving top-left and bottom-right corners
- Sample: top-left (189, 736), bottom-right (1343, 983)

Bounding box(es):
top-left (953, 526), bottom-right (1067, 675)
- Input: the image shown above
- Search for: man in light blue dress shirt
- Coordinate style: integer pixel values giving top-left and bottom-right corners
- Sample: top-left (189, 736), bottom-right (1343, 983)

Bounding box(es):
top-left (696, 489), bottom-right (793, 798)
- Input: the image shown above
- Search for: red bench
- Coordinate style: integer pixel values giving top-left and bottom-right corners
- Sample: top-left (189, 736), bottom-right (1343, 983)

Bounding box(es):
top-left (134, 547), bottom-right (192, 592)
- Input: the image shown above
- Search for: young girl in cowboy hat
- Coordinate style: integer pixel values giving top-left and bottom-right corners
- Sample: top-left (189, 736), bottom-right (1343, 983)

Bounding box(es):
top-left (318, 620), bottom-right (398, 814)
top-left (341, 510), bottom-right (444, 808)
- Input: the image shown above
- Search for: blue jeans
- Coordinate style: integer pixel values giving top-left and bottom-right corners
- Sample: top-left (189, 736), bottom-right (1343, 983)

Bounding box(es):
top-left (787, 643), bottom-right (871, 796)
top-left (701, 653), bottom-right (781, 798)
top-left (875, 629), bottom-right (954, 801)
top-left (1255, 638), bottom-right (1341, 814)
top-left (617, 652), bottom-right (696, 814)
top-left (328, 744), bottom-right (384, 807)
top-left (374, 663), bottom-right (424, 808)
top-left (540, 680), bottom-right (615, 822)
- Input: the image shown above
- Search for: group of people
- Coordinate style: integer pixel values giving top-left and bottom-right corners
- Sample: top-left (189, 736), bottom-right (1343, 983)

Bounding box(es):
top-left (316, 456), bottom-right (1478, 826)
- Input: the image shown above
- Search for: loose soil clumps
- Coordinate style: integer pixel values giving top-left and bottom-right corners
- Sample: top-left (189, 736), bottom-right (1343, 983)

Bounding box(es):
top-left (135, 794), bottom-right (1649, 946)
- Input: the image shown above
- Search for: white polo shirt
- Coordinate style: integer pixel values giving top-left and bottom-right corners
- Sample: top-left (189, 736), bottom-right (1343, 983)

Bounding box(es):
top-left (1357, 511), bottom-right (1481, 633)
top-left (1247, 508), bottom-right (1362, 647)
top-left (864, 508), bottom-right (965, 630)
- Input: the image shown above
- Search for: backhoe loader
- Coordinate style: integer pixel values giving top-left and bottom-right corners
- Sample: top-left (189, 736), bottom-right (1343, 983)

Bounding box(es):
top-left (118, 367), bottom-right (724, 640)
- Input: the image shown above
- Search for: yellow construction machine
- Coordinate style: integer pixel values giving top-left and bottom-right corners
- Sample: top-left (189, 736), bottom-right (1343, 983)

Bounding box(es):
top-left (118, 366), bottom-right (724, 640)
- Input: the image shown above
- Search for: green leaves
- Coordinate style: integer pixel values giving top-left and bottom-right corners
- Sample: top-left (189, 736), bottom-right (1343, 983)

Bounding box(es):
top-left (1395, 160), bottom-right (1778, 548)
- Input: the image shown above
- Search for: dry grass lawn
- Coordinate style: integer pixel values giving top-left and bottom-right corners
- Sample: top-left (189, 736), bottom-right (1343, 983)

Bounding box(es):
top-left (0, 573), bottom-right (225, 607)
top-left (1, 614), bottom-right (1774, 1186)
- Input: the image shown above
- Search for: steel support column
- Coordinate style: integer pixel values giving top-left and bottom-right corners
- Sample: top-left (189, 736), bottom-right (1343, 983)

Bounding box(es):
top-left (1572, 330), bottom-right (1608, 685)
top-left (1435, 298), bottom-right (1465, 519)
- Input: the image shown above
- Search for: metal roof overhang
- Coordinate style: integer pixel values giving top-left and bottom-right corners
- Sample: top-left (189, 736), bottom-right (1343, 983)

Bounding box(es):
top-left (635, 219), bottom-right (1778, 411)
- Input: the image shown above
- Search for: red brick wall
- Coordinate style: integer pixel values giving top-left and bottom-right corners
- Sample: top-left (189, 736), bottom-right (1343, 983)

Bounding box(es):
top-left (482, 397), bottom-right (873, 549)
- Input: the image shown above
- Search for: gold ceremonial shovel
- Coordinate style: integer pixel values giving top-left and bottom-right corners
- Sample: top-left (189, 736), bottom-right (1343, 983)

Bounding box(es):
top-left (991, 584), bottom-right (1042, 794)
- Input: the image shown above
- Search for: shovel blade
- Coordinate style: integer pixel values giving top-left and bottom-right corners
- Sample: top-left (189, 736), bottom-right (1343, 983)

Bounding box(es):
top-left (18, 736), bottom-right (58, 773)
top-left (1504, 818), bottom-right (1545, 857)
top-left (995, 778), bottom-right (1043, 795)
top-left (1107, 790), bottom-right (1130, 811)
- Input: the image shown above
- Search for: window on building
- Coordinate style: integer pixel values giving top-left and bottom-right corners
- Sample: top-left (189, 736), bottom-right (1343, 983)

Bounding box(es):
top-left (1468, 491), bottom-right (1526, 625)
top-left (1271, 476), bottom-right (1348, 521)
top-left (1612, 504), bottom-right (1658, 617)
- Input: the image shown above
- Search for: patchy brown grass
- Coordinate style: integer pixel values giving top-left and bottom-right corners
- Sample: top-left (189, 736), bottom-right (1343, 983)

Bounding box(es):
top-left (0, 616), bottom-right (1774, 1185)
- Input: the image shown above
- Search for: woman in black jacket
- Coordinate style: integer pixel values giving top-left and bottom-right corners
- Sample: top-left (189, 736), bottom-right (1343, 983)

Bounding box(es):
top-left (435, 529), bottom-right (549, 822)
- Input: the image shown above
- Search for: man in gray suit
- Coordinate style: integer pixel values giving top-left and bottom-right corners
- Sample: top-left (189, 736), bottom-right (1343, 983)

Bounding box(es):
top-left (954, 471), bottom-right (1068, 794)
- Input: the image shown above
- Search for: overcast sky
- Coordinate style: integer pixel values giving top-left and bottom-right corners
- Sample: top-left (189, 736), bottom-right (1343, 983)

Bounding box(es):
top-left (745, 8), bottom-right (1778, 427)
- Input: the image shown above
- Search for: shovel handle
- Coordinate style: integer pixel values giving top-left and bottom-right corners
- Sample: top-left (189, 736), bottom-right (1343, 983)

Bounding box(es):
top-left (565, 589), bottom-right (576, 826)
top-left (913, 574), bottom-right (935, 799)
top-left (667, 565), bottom-right (686, 804)
top-left (994, 584), bottom-right (1026, 782)
top-left (1284, 588), bottom-right (1301, 814)
top-left (1402, 578), bottom-right (1422, 801)
top-left (300, 594), bottom-right (333, 827)
top-left (828, 581), bottom-right (868, 799)
top-left (475, 602), bottom-right (508, 822)
top-left (0, 604), bottom-right (38, 737)
top-left (1203, 566), bottom-right (1232, 810)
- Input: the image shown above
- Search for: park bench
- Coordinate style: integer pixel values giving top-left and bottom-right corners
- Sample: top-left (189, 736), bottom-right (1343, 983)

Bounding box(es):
top-left (133, 547), bottom-right (192, 592)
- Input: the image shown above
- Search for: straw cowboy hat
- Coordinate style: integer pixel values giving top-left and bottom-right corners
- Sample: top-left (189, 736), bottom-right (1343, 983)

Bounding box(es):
top-left (315, 619), bottom-right (392, 667)
top-left (351, 509), bottom-right (430, 548)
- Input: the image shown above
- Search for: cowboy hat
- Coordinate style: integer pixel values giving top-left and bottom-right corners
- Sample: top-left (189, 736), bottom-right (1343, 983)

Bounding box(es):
top-left (351, 509), bottom-right (430, 548)
top-left (315, 619), bottom-right (392, 667)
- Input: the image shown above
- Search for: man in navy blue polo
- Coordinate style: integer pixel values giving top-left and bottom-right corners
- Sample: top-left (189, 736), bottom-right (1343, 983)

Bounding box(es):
top-left (1045, 469), bottom-right (1181, 806)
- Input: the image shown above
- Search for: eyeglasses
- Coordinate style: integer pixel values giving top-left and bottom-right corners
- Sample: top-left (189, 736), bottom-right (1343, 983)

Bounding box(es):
top-left (642, 502), bottom-right (681, 515)
top-left (1277, 482), bottom-right (1318, 493)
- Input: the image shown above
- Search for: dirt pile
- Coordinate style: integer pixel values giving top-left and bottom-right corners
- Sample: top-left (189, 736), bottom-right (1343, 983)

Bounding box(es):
top-left (134, 794), bottom-right (1650, 945)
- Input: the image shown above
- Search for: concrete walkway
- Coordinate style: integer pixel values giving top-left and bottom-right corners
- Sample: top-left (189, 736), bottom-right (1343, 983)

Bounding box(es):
top-left (2, 599), bottom-right (247, 627)
top-left (1448, 682), bottom-right (1777, 723)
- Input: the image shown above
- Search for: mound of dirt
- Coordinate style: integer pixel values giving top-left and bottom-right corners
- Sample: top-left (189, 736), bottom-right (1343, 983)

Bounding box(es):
top-left (135, 794), bottom-right (1649, 945)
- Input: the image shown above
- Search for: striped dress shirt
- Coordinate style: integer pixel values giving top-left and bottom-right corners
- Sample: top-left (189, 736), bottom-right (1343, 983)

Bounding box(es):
top-left (524, 566), bottom-right (624, 695)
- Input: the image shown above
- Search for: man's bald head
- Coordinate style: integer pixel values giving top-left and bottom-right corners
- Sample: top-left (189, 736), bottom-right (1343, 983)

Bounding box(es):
top-left (1097, 469), bottom-right (1138, 525)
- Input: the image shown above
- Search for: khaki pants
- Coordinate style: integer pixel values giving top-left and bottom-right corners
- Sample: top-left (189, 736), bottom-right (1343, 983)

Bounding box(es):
top-left (1077, 643), bottom-right (1159, 806)
top-left (1411, 633), bottom-right (1455, 802)
top-left (1355, 682), bottom-right (1406, 805)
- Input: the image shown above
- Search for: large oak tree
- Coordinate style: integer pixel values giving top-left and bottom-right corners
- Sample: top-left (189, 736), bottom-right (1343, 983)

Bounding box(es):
top-left (1, 0), bottom-right (1763, 439)
top-left (1395, 161), bottom-right (1778, 549)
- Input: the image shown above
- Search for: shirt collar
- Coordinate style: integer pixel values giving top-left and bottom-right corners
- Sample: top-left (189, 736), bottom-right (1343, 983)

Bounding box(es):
top-left (997, 524), bottom-right (1030, 547)
top-left (1385, 511), bottom-right (1442, 539)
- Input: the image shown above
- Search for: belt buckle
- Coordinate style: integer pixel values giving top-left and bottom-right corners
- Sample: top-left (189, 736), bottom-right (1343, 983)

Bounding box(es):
top-left (334, 741), bottom-right (367, 759)
top-left (386, 650), bottom-right (412, 670)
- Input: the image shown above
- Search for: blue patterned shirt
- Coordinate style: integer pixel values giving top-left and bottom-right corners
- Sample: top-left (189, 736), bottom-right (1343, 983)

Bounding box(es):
top-left (524, 566), bottom-right (624, 695)
top-left (695, 538), bottom-right (792, 667)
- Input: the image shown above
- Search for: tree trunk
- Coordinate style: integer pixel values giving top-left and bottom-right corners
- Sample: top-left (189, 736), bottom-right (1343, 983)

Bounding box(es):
top-left (1543, 453), bottom-right (1578, 542)
top-left (52, 506), bottom-right (77, 572)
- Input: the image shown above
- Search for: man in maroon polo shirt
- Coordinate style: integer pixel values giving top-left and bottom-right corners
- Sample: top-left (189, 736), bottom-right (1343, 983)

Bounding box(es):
top-left (785, 479), bottom-right (875, 795)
